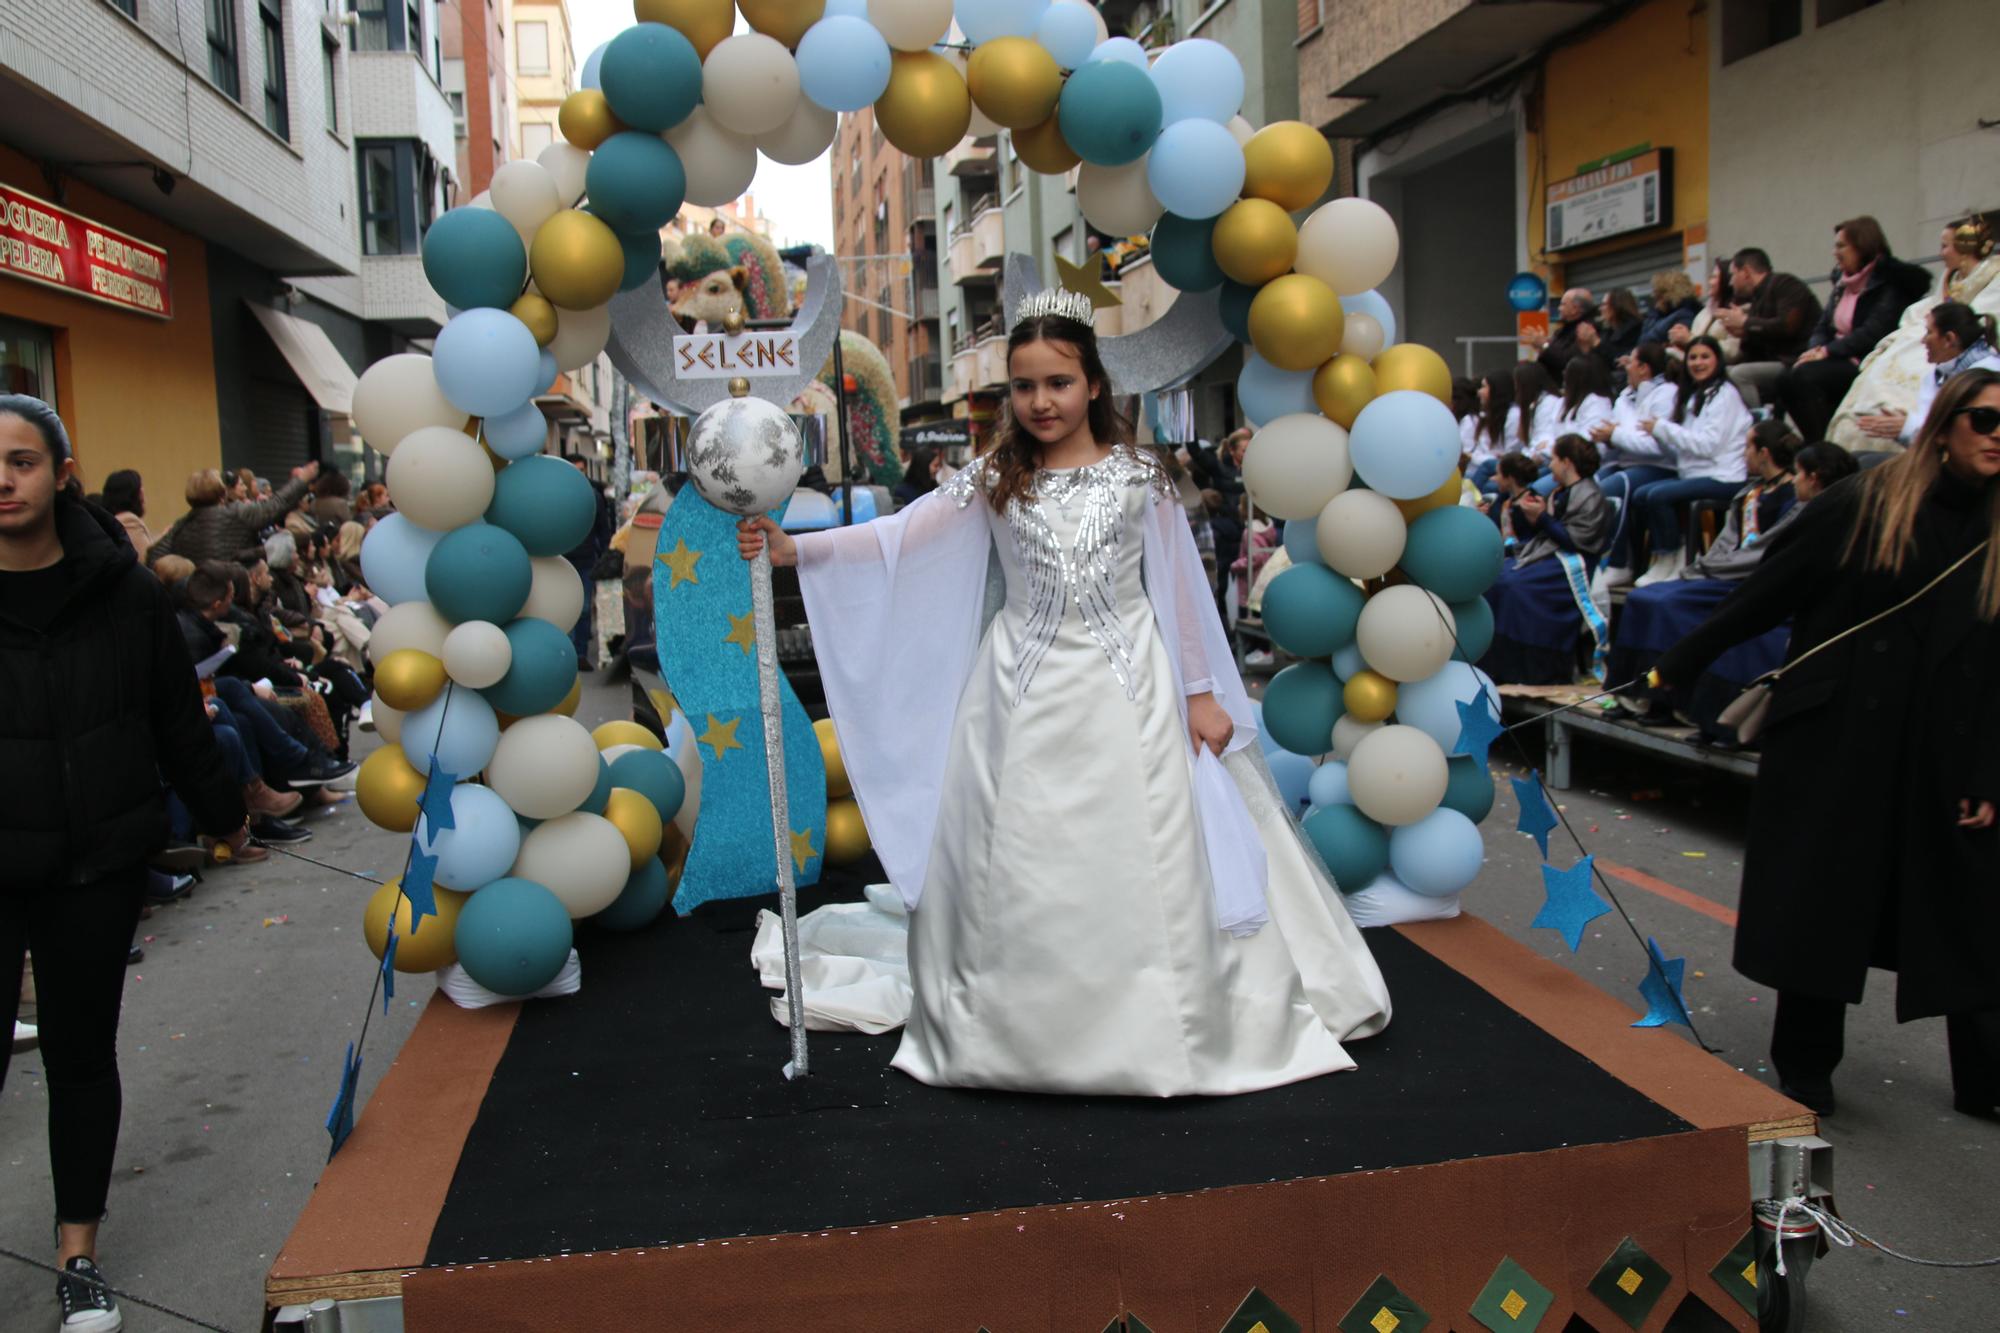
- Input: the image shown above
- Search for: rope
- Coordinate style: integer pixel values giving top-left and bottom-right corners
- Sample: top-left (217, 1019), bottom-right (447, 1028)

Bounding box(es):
top-left (1762, 1197), bottom-right (2000, 1274)
top-left (0, 1244), bottom-right (240, 1332)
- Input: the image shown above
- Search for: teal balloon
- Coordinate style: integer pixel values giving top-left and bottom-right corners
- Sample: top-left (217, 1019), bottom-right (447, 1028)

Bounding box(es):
top-left (1261, 564), bottom-right (1363, 659)
top-left (1057, 59), bottom-right (1161, 167)
top-left (1449, 596), bottom-right (1495, 663)
top-left (424, 522), bottom-right (531, 626)
top-left (1151, 213), bottom-right (1224, 293)
top-left (578, 754), bottom-right (614, 816)
top-left (608, 748), bottom-right (686, 821)
top-left (1441, 755), bottom-right (1495, 822)
top-left (1218, 279), bottom-right (1256, 343)
top-left (1302, 804), bottom-right (1389, 894)
top-left (487, 454), bottom-right (595, 557)
top-left (1261, 661), bottom-right (1344, 757)
top-left (421, 207), bottom-right (527, 312)
top-left (599, 23), bottom-right (702, 133)
top-left (481, 617), bottom-right (579, 716)
top-left (453, 878), bottom-right (574, 996)
top-left (592, 858), bottom-right (669, 932)
top-left (618, 227), bottom-right (663, 293)
top-left (586, 132), bottom-right (686, 233)
top-left (1400, 506), bottom-right (1504, 603)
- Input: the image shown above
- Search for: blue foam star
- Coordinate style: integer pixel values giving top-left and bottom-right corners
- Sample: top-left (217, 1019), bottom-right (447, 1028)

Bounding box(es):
top-left (1633, 937), bottom-right (1692, 1029)
top-left (1512, 771), bottom-right (1559, 858)
top-left (418, 763), bottom-right (459, 841)
top-left (1533, 854), bottom-right (1612, 952)
top-left (325, 1041), bottom-right (361, 1158)
top-left (380, 923), bottom-right (399, 1014)
top-left (401, 849), bottom-right (440, 934)
top-left (1452, 693), bottom-right (1505, 767)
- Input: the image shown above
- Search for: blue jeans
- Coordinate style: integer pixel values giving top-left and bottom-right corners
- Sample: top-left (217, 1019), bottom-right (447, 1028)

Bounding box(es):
top-left (210, 679), bottom-right (310, 778)
top-left (1632, 476), bottom-right (1743, 559)
top-left (1468, 458), bottom-right (1499, 494)
top-left (1596, 464), bottom-right (1677, 569)
top-left (211, 721), bottom-right (257, 785)
top-left (571, 572), bottom-right (596, 665)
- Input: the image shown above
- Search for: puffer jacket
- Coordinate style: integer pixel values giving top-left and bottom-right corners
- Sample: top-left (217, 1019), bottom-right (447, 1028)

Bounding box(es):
top-left (148, 474), bottom-right (311, 566)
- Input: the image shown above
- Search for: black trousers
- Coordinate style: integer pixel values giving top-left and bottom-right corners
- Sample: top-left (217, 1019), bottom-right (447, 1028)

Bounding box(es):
top-left (1, 867), bottom-right (148, 1223)
top-left (1772, 990), bottom-right (2000, 1103)
top-left (1775, 357), bottom-right (1861, 443)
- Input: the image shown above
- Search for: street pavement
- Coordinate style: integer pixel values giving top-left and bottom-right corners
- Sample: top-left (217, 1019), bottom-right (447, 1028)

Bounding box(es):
top-left (3, 675), bottom-right (1995, 1330)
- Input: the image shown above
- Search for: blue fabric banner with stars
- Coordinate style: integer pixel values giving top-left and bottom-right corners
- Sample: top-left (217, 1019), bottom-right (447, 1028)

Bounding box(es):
top-left (655, 488), bottom-right (827, 913)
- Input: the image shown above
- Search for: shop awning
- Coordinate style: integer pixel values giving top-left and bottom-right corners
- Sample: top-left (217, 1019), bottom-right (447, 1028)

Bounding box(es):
top-left (246, 301), bottom-right (357, 415)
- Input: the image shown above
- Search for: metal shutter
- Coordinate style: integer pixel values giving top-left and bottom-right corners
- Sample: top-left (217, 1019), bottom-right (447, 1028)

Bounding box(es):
top-left (1562, 235), bottom-right (1688, 301)
top-left (244, 377), bottom-right (315, 481)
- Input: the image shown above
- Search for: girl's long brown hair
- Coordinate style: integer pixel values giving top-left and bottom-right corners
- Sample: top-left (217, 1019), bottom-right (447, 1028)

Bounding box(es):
top-left (1843, 367), bottom-right (2000, 619)
top-left (983, 313), bottom-right (1134, 513)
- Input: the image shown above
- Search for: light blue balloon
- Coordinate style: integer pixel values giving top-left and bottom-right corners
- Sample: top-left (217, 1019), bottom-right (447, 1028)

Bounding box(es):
top-left (1087, 36), bottom-right (1148, 69)
top-left (580, 41), bottom-right (607, 91)
top-left (536, 348), bottom-right (559, 395)
top-left (1349, 390), bottom-right (1461, 499)
top-left (592, 858), bottom-right (669, 931)
top-left (1395, 661), bottom-right (1500, 752)
top-left (1331, 642), bottom-right (1366, 681)
top-left (1281, 517), bottom-right (1325, 567)
top-left (401, 687), bottom-right (502, 777)
top-left (1251, 700), bottom-right (1282, 757)
top-left (1268, 750), bottom-right (1314, 813)
top-left (1339, 289), bottom-right (1398, 348)
top-left (1148, 38), bottom-right (1243, 124)
top-left (1145, 119), bottom-right (1244, 220)
top-left (485, 399), bottom-right (548, 461)
top-left (1388, 807), bottom-right (1485, 897)
top-left (453, 878), bottom-right (573, 996)
top-left (955, 0), bottom-right (1050, 46)
top-left (823, 0), bottom-right (868, 15)
top-left (1238, 351), bottom-right (1318, 426)
top-left (1035, 2), bottom-right (1098, 67)
top-left (423, 783), bottom-right (523, 891)
top-left (358, 512), bottom-right (444, 606)
top-left (433, 308), bottom-right (540, 419)
top-left (797, 16), bottom-right (892, 113)
top-left (1307, 759), bottom-right (1352, 809)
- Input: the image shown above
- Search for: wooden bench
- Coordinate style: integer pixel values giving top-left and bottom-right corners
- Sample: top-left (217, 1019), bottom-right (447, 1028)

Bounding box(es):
top-left (1499, 684), bottom-right (1761, 791)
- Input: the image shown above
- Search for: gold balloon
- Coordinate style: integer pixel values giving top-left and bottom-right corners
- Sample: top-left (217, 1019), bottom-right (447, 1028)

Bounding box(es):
top-left (1343, 670), bottom-right (1399, 724)
top-left (375, 649), bottom-right (447, 712)
top-left (593, 720), bottom-right (664, 752)
top-left (1013, 115), bottom-right (1079, 175)
top-left (364, 878), bottom-right (470, 973)
top-left (1247, 274), bottom-right (1345, 373)
top-left (633, 0), bottom-right (733, 58)
top-left (1211, 199), bottom-right (1298, 287)
top-left (510, 292), bottom-right (559, 347)
top-left (554, 675), bottom-right (583, 718)
top-left (530, 210), bottom-right (625, 311)
top-left (813, 717), bottom-right (850, 799)
top-left (1313, 353), bottom-right (1377, 429)
top-left (659, 822), bottom-right (691, 888)
top-left (1395, 471), bottom-right (1464, 522)
top-left (875, 52), bottom-right (972, 159)
top-left (557, 89), bottom-right (622, 151)
top-left (738, 0), bottom-right (824, 47)
top-left (824, 797), bottom-right (871, 865)
top-left (1242, 121), bottom-right (1335, 212)
top-left (356, 745), bottom-right (427, 833)
top-left (967, 36), bottom-right (1062, 131)
top-left (1372, 343), bottom-right (1454, 406)
top-left (603, 787), bottom-right (666, 869)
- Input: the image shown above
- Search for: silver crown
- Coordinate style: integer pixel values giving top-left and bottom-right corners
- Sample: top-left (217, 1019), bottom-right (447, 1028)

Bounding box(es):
top-left (1012, 286), bottom-right (1098, 328)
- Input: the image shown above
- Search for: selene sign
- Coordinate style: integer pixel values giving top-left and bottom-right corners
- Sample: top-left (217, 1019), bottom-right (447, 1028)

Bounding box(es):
top-left (0, 184), bottom-right (172, 318)
top-left (673, 331), bottom-right (801, 378)
top-left (1545, 149), bottom-right (1673, 253)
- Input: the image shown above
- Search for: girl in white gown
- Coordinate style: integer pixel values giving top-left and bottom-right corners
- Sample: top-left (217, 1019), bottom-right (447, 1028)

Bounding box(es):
top-left (737, 294), bottom-right (1391, 1097)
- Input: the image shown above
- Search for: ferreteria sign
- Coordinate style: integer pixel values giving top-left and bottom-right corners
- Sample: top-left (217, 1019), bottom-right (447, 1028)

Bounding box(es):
top-left (1545, 148), bottom-right (1673, 253)
top-left (0, 184), bottom-right (173, 318)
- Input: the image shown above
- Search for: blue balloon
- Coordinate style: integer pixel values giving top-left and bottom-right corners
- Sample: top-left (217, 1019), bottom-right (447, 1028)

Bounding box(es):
top-left (586, 132), bottom-right (686, 233)
top-left (433, 308), bottom-right (541, 419)
top-left (956, 0), bottom-right (1050, 46)
top-left (536, 348), bottom-right (559, 395)
top-left (454, 878), bottom-right (574, 996)
top-left (1281, 517), bottom-right (1325, 568)
top-left (1262, 661), bottom-right (1343, 757)
top-left (1151, 213), bottom-right (1224, 293)
top-left (1218, 279), bottom-right (1257, 342)
top-left (578, 754), bottom-right (613, 816)
top-left (401, 687), bottom-right (502, 777)
top-left (487, 454), bottom-right (596, 556)
top-left (1349, 390), bottom-right (1460, 499)
top-left (1339, 289), bottom-right (1398, 348)
top-left (482, 617), bottom-right (579, 717)
top-left (1388, 807), bottom-right (1484, 897)
top-left (1331, 642), bottom-right (1366, 681)
top-left (1035, 2), bottom-right (1098, 67)
top-left (1261, 563), bottom-right (1364, 660)
top-left (599, 23), bottom-right (702, 133)
top-left (1058, 60), bottom-right (1161, 167)
top-left (580, 41), bottom-right (607, 91)
top-left (1086, 36), bottom-right (1148, 69)
top-left (1449, 596), bottom-right (1495, 663)
top-left (1238, 351), bottom-right (1318, 426)
top-left (1441, 755), bottom-right (1495, 822)
top-left (608, 748), bottom-right (686, 822)
top-left (485, 399), bottom-right (549, 461)
top-left (1302, 803), bottom-right (1389, 893)
top-left (1148, 38), bottom-right (1243, 125)
top-left (1268, 750), bottom-right (1314, 813)
top-left (1146, 119), bottom-right (1245, 220)
top-left (592, 858), bottom-right (669, 932)
top-left (1251, 700), bottom-right (1282, 757)
top-left (798, 17), bottom-right (893, 112)
top-left (1400, 505), bottom-right (1504, 602)
top-left (421, 207), bottom-right (526, 312)
top-left (423, 783), bottom-right (523, 891)
top-left (617, 228), bottom-right (662, 294)
top-left (359, 512), bottom-right (444, 606)
top-left (823, 0), bottom-right (868, 15)
top-left (1307, 758), bottom-right (1351, 809)
top-left (1394, 660), bottom-right (1499, 752)
top-left (425, 522), bottom-right (532, 626)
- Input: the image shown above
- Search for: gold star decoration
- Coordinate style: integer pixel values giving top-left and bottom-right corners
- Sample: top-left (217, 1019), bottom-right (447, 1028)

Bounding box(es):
top-left (1053, 252), bottom-right (1122, 310)
top-left (697, 713), bottom-right (742, 760)
top-left (723, 609), bottom-right (756, 657)
top-left (789, 827), bottom-right (817, 874)
top-left (657, 538), bottom-right (702, 589)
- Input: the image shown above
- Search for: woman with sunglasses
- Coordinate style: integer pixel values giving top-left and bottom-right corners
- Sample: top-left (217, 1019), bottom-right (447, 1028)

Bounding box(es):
top-left (1655, 369), bottom-right (2000, 1121)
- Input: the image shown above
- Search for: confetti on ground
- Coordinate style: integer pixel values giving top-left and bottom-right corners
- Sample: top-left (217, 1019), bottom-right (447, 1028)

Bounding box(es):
top-left (1590, 826), bottom-right (1599, 833)
top-left (1618, 814), bottom-right (1631, 821)
top-left (143, 935), bottom-right (155, 943)
top-left (1683, 851), bottom-right (1707, 859)
top-left (1693, 970), bottom-right (1706, 978)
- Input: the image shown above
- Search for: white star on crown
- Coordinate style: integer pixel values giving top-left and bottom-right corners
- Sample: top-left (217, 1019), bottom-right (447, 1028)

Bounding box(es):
top-left (1012, 286), bottom-right (1098, 328)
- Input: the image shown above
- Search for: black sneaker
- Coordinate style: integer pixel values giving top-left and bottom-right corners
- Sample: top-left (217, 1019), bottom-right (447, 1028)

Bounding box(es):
top-left (146, 873), bottom-right (196, 904)
top-left (56, 1255), bottom-right (122, 1331)
top-left (289, 754), bottom-right (358, 787)
top-left (251, 817), bottom-right (313, 845)
top-left (126, 945), bottom-right (143, 966)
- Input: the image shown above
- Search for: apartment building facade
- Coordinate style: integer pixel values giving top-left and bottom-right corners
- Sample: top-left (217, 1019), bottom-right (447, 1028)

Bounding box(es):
top-left (830, 105), bottom-right (944, 422)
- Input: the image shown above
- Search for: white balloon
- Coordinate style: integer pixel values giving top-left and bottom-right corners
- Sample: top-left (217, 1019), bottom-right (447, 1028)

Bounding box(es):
top-left (442, 620), bottom-right (514, 689)
top-left (1330, 714), bottom-right (1382, 761)
top-left (351, 354), bottom-right (463, 456)
top-left (521, 556), bottom-right (585, 634)
top-left (666, 106), bottom-right (759, 208)
top-left (1347, 724), bottom-right (1448, 827)
top-left (1225, 114), bottom-right (1255, 146)
top-left (487, 714), bottom-right (601, 820)
top-left (489, 160), bottom-right (561, 239)
top-left (467, 190), bottom-right (492, 209)
top-left (366, 599), bottom-right (452, 666)
top-left (1077, 156), bottom-right (1164, 236)
top-left (1341, 311), bottom-right (1386, 360)
top-left (870, 0), bottom-right (954, 50)
top-left (757, 96), bottom-right (838, 165)
top-left (1356, 585), bottom-right (1457, 683)
top-left (384, 425), bottom-right (496, 530)
top-left (370, 693), bottom-right (405, 745)
top-left (703, 34), bottom-right (802, 136)
top-left (1297, 197), bottom-right (1401, 297)
top-left (536, 142), bottom-right (590, 206)
top-left (512, 813), bottom-right (632, 918)
top-left (547, 302), bottom-right (612, 372)
top-left (1241, 414), bottom-right (1352, 521)
top-left (1315, 489), bottom-right (1406, 580)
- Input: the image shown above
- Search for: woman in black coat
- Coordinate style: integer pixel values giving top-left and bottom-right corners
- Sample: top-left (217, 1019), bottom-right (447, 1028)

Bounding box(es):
top-left (1656, 369), bottom-right (2000, 1120)
top-left (1776, 215), bottom-right (1931, 441)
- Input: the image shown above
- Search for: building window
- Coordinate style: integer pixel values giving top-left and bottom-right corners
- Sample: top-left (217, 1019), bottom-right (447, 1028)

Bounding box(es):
top-left (322, 34), bottom-right (339, 130)
top-left (359, 142), bottom-right (405, 254)
top-left (1816, 0), bottom-right (1883, 22)
top-left (207, 0), bottom-right (241, 100)
top-left (107, 0), bottom-right (137, 17)
top-left (521, 121), bottom-right (554, 158)
top-left (349, 0), bottom-right (388, 51)
top-left (405, 0), bottom-right (423, 58)
top-left (0, 317), bottom-right (58, 401)
top-left (1721, 0), bottom-right (1803, 64)
top-left (518, 20), bottom-right (549, 74)
top-left (260, 0), bottom-right (289, 138)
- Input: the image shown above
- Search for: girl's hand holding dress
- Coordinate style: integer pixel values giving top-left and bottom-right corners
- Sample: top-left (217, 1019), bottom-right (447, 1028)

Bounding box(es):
top-left (736, 516), bottom-right (797, 567)
top-left (1187, 691), bottom-right (1233, 756)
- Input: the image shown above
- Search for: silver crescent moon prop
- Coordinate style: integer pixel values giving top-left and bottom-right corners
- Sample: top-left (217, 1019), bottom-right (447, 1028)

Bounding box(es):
top-left (605, 251), bottom-right (846, 416)
top-left (1002, 252), bottom-right (1234, 396)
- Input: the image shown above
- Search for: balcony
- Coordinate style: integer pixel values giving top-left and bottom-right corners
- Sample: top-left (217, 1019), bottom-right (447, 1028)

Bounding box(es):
top-left (911, 186), bottom-right (936, 219)
top-left (975, 334), bottom-right (1007, 391)
top-left (943, 134), bottom-right (999, 178)
top-left (351, 50), bottom-right (456, 167)
top-left (948, 345), bottom-right (979, 403)
top-left (916, 285), bottom-right (941, 321)
top-left (907, 353), bottom-right (943, 403)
